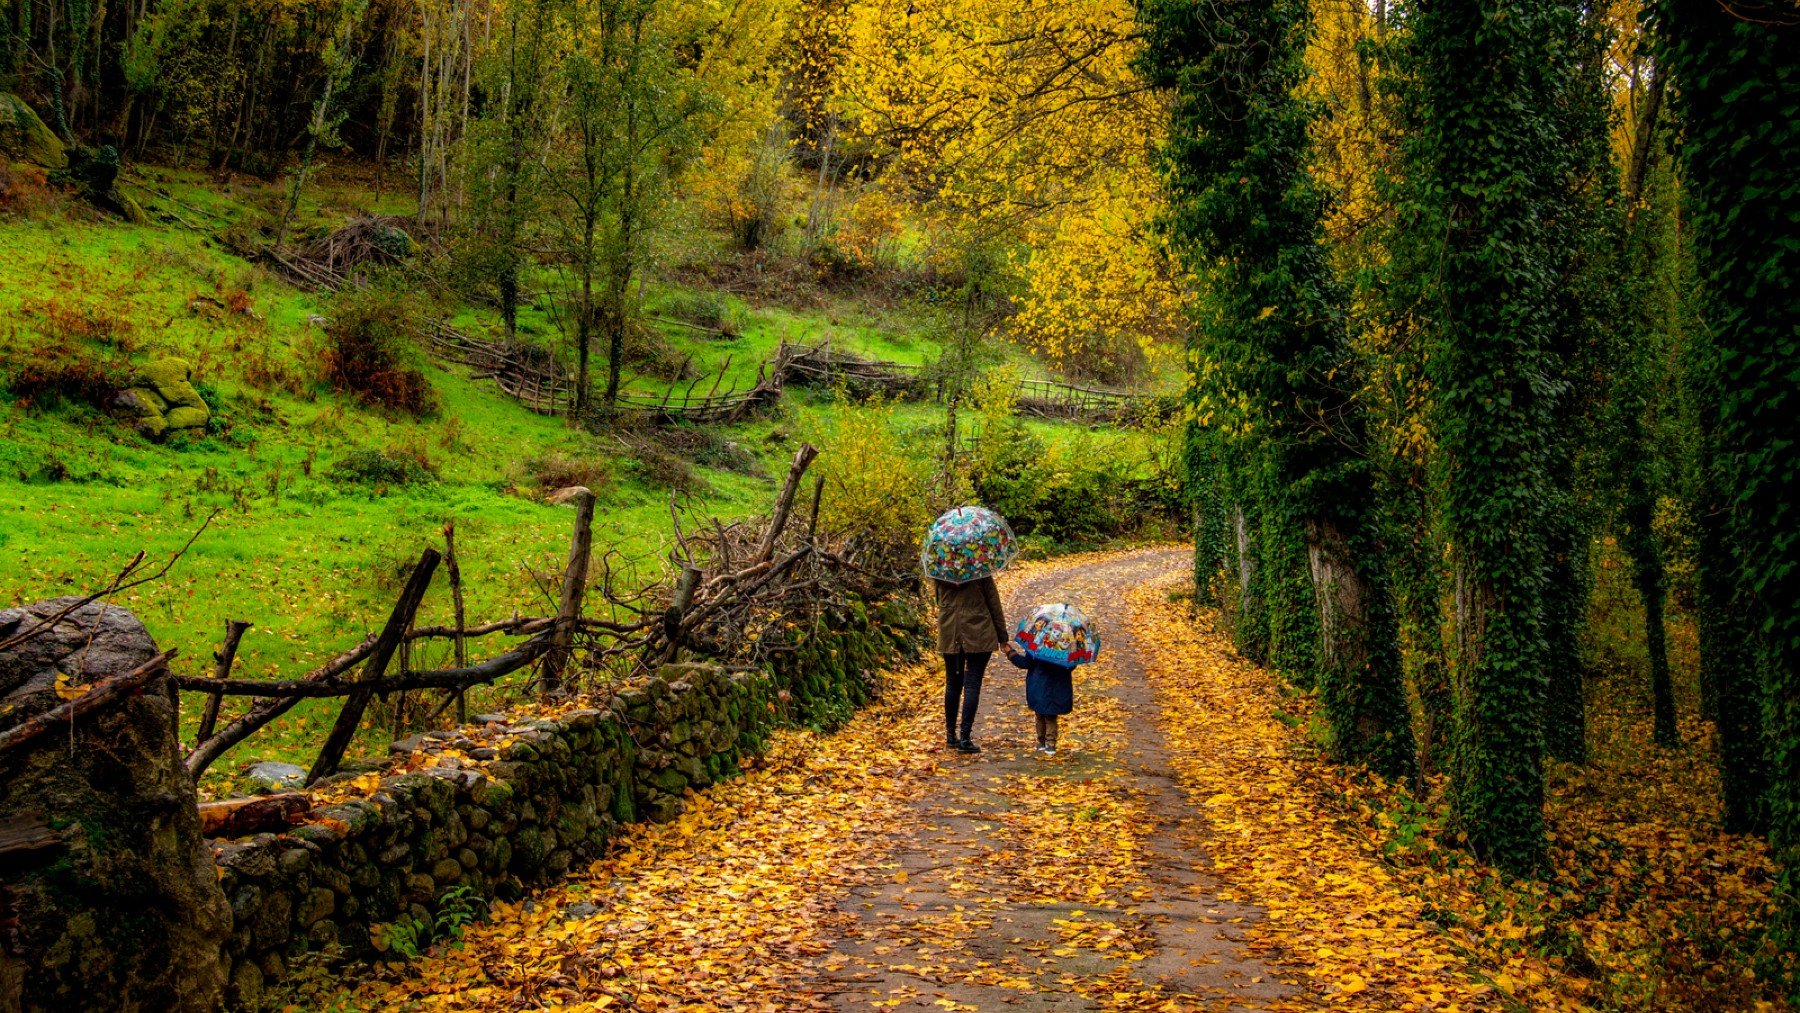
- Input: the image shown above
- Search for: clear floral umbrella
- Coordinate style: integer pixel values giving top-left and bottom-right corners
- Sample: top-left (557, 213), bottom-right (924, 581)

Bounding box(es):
top-left (920, 506), bottom-right (1018, 584)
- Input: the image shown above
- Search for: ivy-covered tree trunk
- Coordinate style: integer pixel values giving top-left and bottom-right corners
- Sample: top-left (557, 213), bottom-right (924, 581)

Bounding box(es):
top-left (1231, 496), bottom-right (1271, 663)
top-left (1656, 0), bottom-right (1799, 950)
top-left (1540, 511), bottom-right (1590, 763)
top-left (1400, 0), bottom-right (1588, 872)
top-left (1537, 0), bottom-right (1618, 768)
top-left (1621, 453), bottom-right (1677, 748)
top-left (1384, 461), bottom-right (1452, 774)
top-left (1693, 451), bottom-right (1771, 834)
top-left (1140, 0), bottom-right (1416, 779)
top-left (1185, 412), bottom-right (1226, 606)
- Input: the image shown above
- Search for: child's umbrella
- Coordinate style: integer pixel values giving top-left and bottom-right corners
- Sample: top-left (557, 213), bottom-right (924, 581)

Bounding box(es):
top-left (1013, 603), bottom-right (1101, 667)
top-left (920, 506), bottom-right (1019, 584)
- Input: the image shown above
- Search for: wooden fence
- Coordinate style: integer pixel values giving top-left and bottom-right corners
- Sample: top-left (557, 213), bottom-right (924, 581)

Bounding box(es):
top-left (0, 444), bottom-right (902, 836)
top-left (258, 238), bottom-right (1171, 427)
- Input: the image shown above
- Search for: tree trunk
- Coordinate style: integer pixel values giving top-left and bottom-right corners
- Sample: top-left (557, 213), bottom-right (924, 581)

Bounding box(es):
top-left (1306, 518), bottom-right (1417, 780)
top-left (1541, 511), bottom-right (1590, 763)
top-left (541, 489), bottom-right (596, 693)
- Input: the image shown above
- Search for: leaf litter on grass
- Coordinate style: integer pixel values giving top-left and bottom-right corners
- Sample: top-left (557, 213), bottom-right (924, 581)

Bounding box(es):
top-left (1123, 574), bottom-right (1790, 1013)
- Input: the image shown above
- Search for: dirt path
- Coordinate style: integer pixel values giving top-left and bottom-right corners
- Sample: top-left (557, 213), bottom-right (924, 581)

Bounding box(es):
top-left (342, 547), bottom-right (1312, 1013)
top-left (816, 548), bottom-right (1297, 1011)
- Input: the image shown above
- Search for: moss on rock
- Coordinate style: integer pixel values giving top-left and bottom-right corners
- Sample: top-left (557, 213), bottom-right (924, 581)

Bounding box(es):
top-left (0, 94), bottom-right (65, 169)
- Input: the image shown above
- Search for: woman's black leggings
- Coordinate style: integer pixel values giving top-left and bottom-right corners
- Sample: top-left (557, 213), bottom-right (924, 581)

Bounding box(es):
top-left (943, 652), bottom-right (991, 742)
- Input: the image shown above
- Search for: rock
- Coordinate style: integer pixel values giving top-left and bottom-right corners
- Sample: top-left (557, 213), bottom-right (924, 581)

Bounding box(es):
top-left (164, 404), bottom-right (209, 430)
top-left (0, 93), bottom-right (65, 169)
top-left (139, 357), bottom-right (208, 411)
top-left (0, 598), bottom-right (233, 1013)
top-left (112, 388), bottom-right (167, 438)
top-left (117, 359), bottom-right (209, 439)
top-left (243, 761), bottom-right (307, 793)
top-left (562, 901), bottom-right (600, 921)
top-left (117, 190), bottom-right (149, 224)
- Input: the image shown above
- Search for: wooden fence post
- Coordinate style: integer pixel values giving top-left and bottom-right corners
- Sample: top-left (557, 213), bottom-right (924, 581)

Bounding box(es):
top-left (443, 519), bottom-right (468, 725)
top-left (659, 565), bottom-right (704, 665)
top-left (306, 548), bottom-right (440, 785)
top-left (540, 488), bottom-right (596, 695)
top-left (756, 444), bottom-right (820, 564)
top-left (195, 620), bottom-right (252, 744)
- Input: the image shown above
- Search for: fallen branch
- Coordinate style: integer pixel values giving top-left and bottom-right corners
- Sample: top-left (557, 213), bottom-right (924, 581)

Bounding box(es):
top-left (196, 620), bottom-right (252, 744)
top-left (184, 633), bottom-right (380, 779)
top-left (0, 650), bottom-right (176, 757)
top-left (169, 638), bottom-right (552, 698)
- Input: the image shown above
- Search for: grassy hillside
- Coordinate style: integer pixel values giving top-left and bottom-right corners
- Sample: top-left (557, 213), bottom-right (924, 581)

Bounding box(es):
top-left (0, 165), bottom-right (1170, 782)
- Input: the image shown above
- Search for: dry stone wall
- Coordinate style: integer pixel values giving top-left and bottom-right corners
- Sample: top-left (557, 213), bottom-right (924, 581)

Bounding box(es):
top-left (213, 591), bottom-right (921, 1009)
top-left (214, 664), bottom-right (765, 1007)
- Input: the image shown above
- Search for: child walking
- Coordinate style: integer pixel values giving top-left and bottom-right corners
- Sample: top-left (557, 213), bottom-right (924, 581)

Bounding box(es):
top-left (1005, 602), bottom-right (1099, 757)
top-left (1005, 644), bottom-right (1073, 754)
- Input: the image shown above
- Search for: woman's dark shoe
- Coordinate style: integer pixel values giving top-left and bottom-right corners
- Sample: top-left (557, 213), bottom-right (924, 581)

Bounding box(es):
top-left (956, 739), bottom-right (981, 754)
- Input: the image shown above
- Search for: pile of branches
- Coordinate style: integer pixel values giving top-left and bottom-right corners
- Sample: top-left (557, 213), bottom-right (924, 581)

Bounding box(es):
top-left (295, 214), bottom-right (418, 275)
top-left (641, 445), bottom-right (916, 668)
top-left (159, 443), bottom-right (914, 786)
top-left (774, 343), bottom-right (931, 401)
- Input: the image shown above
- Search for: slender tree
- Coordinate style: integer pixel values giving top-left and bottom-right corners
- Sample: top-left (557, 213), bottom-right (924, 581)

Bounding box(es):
top-left (1140, 0), bottom-right (1417, 779)
top-left (274, 0), bottom-right (370, 252)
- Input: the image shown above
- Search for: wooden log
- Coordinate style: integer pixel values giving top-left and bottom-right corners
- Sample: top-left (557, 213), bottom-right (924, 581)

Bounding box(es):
top-left (540, 488), bottom-right (596, 694)
top-left (0, 812), bottom-right (60, 857)
top-left (198, 793), bottom-right (311, 839)
top-left (0, 650), bottom-right (176, 757)
top-left (806, 472), bottom-right (826, 542)
top-left (755, 443), bottom-right (820, 564)
top-left (658, 565), bottom-right (704, 665)
top-left (196, 620), bottom-right (252, 744)
top-left (169, 638), bottom-right (552, 698)
top-left (306, 549), bottom-right (440, 785)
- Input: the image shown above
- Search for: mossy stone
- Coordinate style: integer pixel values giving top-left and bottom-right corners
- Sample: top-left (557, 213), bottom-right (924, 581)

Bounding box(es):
top-left (0, 93), bottom-right (65, 168)
top-left (140, 358), bottom-right (207, 410)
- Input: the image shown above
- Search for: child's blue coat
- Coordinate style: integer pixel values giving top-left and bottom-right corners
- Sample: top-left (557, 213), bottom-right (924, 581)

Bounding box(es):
top-left (1007, 652), bottom-right (1074, 716)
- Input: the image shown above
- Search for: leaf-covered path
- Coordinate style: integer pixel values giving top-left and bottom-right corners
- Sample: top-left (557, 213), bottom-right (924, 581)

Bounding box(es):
top-left (346, 548), bottom-right (1549, 1012)
top-left (816, 549), bottom-right (1293, 1012)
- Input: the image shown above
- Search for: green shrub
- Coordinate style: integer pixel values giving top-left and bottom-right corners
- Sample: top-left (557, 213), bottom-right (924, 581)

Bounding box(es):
top-left (322, 282), bottom-right (438, 416)
top-left (329, 446), bottom-right (437, 489)
top-left (663, 290), bottom-right (747, 338)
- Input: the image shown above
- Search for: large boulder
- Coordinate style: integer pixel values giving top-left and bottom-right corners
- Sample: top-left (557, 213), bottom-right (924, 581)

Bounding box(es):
top-left (0, 598), bottom-right (231, 1013)
top-left (0, 94), bottom-right (65, 169)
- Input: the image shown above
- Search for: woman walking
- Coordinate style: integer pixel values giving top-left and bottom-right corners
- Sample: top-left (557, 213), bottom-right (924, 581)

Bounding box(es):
top-left (935, 574), bottom-right (1009, 753)
top-left (920, 506), bottom-right (1020, 755)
